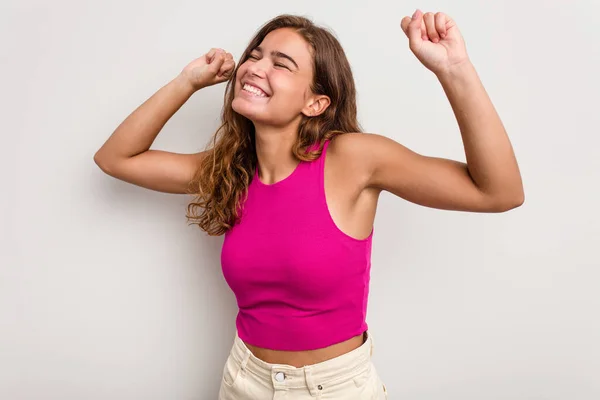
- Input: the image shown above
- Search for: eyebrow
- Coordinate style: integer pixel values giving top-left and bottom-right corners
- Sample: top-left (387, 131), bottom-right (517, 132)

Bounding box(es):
top-left (254, 46), bottom-right (299, 70)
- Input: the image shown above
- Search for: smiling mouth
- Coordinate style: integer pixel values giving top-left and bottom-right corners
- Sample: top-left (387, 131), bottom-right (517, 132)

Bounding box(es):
top-left (242, 83), bottom-right (269, 97)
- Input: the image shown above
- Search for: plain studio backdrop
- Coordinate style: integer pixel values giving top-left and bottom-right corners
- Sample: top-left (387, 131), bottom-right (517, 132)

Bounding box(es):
top-left (1, 0), bottom-right (599, 399)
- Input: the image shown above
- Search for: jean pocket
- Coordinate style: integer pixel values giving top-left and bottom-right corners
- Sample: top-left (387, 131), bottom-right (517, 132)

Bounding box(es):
top-left (221, 355), bottom-right (242, 387)
top-left (351, 364), bottom-right (378, 399)
top-left (372, 364), bottom-right (387, 400)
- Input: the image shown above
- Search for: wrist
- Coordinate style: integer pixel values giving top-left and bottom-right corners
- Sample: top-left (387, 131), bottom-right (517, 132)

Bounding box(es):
top-left (173, 73), bottom-right (200, 94)
top-left (436, 59), bottom-right (476, 84)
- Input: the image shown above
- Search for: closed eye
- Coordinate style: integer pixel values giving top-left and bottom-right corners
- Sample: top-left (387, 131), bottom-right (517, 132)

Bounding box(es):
top-left (248, 54), bottom-right (290, 70)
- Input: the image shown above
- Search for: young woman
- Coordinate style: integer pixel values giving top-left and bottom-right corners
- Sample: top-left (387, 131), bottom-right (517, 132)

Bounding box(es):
top-left (94, 9), bottom-right (524, 400)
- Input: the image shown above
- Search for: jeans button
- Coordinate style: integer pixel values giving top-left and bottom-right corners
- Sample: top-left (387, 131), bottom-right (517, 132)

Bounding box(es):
top-left (275, 371), bottom-right (285, 382)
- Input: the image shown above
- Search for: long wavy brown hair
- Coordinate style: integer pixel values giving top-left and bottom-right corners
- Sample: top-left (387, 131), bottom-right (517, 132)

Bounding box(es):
top-left (186, 14), bottom-right (362, 236)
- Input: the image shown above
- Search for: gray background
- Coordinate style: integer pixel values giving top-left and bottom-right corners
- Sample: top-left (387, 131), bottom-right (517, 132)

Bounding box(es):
top-left (2, 0), bottom-right (599, 399)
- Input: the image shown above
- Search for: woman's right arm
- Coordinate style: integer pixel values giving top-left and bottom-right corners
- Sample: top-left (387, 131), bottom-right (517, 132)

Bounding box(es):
top-left (94, 49), bottom-right (234, 194)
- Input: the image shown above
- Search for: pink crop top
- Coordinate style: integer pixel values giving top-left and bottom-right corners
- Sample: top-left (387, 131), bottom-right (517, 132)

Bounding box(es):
top-left (220, 139), bottom-right (374, 351)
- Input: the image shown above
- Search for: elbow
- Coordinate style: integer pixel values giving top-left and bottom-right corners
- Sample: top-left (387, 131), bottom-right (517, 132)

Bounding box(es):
top-left (493, 190), bottom-right (525, 212)
top-left (93, 151), bottom-right (102, 167)
top-left (515, 190), bottom-right (525, 208)
top-left (501, 195), bottom-right (524, 212)
top-left (93, 151), bottom-right (115, 176)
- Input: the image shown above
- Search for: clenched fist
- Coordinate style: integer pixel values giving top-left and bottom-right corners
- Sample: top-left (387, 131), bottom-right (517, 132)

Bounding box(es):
top-left (180, 48), bottom-right (236, 91)
top-left (400, 10), bottom-right (470, 77)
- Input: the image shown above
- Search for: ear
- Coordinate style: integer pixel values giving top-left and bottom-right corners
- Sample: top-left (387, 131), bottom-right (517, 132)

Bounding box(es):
top-left (301, 94), bottom-right (331, 117)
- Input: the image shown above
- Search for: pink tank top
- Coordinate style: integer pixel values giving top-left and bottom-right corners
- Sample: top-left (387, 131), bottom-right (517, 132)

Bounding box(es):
top-left (221, 140), bottom-right (374, 351)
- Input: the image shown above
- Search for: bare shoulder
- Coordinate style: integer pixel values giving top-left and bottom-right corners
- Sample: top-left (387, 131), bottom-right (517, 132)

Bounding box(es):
top-left (328, 131), bottom-right (393, 168)
top-left (326, 132), bottom-right (389, 191)
top-left (328, 132), bottom-right (393, 158)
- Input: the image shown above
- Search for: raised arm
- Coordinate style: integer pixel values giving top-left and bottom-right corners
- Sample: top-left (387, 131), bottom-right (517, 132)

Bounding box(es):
top-left (94, 48), bottom-right (235, 194)
top-left (343, 10), bottom-right (523, 212)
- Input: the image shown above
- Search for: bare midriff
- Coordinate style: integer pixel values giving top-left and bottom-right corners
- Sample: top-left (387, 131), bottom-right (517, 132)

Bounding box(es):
top-left (243, 332), bottom-right (366, 368)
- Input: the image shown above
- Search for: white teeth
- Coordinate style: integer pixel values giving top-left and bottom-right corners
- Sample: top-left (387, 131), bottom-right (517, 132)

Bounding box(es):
top-left (243, 83), bottom-right (267, 97)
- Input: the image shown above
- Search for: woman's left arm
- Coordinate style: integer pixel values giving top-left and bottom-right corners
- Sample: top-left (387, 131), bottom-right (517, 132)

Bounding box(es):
top-left (361, 9), bottom-right (524, 213)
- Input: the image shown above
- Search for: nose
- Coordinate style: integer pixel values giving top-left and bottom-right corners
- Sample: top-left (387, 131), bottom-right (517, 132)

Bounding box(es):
top-left (246, 58), bottom-right (267, 78)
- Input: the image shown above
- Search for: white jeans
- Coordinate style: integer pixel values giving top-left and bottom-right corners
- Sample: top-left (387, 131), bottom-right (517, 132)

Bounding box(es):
top-left (218, 331), bottom-right (388, 399)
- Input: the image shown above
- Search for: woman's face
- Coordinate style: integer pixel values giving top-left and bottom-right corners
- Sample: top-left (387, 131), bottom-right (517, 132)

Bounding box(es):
top-left (232, 28), bottom-right (320, 127)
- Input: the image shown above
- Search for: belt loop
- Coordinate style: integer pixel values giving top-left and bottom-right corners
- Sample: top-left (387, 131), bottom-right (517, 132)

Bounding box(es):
top-left (304, 366), bottom-right (320, 397)
top-left (240, 349), bottom-right (251, 374)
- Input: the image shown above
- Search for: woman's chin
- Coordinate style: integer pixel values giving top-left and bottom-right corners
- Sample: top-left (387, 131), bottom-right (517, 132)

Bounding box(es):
top-left (232, 98), bottom-right (264, 122)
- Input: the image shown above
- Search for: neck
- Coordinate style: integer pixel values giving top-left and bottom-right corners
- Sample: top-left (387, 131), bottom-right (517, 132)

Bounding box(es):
top-left (253, 118), bottom-right (302, 185)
